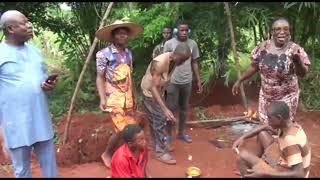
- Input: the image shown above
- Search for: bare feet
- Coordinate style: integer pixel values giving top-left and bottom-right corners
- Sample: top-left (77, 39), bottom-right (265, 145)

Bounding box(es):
top-left (3, 147), bottom-right (9, 159)
top-left (156, 153), bottom-right (176, 165)
top-left (233, 170), bottom-right (241, 176)
top-left (101, 152), bottom-right (111, 169)
top-left (0, 128), bottom-right (9, 160)
top-left (1, 143), bottom-right (9, 160)
top-left (165, 143), bottom-right (175, 152)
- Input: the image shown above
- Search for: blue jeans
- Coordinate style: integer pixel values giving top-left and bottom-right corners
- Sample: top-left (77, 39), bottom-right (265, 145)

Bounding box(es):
top-left (8, 139), bottom-right (57, 178)
top-left (166, 82), bottom-right (192, 136)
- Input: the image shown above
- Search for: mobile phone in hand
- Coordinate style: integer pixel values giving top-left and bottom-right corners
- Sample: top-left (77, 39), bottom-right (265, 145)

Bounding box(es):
top-left (46, 74), bottom-right (58, 84)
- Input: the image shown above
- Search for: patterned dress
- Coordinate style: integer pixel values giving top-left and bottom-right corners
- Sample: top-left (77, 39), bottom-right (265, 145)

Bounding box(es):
top-left (96, 44), bottom-right (135, 131)
top-left (250, 40), bottom-right (311, 123)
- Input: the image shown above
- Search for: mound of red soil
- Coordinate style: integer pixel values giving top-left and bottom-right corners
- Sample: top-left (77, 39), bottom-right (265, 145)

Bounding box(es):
top-left (190, 79), bottom-right (259, 107)
top-left (55, 111), bottom-right (147, 167)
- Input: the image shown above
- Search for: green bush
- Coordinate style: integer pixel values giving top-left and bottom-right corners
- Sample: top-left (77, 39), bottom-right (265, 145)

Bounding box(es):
top-left (223, 51), bottom-right (259, 87)
top-left (299, 58), bottom-right (320, 110)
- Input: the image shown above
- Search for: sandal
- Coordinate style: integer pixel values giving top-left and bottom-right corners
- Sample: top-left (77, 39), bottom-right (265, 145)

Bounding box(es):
top-left (233, 170), bottom-right (241, 176)
top-left (177, 133), bottom-right (192, 143)
top-left (156, 153), bottom-right (176, 165)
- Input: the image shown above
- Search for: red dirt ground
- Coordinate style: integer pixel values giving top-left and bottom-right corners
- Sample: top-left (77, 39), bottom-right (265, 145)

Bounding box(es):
top-left (0, 80), bottom-right (319, 177)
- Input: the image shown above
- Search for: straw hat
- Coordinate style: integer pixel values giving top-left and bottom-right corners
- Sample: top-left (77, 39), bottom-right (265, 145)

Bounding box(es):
top-left (95, 19), bottom-right (144, 42)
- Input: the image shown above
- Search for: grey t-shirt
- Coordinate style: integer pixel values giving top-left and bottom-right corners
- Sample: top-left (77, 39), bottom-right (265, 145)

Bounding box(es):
top-left (163, 38), bottom-right (200, 84)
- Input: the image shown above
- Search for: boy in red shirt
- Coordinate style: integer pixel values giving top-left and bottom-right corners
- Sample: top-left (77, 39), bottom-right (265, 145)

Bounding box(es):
top-left (110, 124), bottom-right (149, 178)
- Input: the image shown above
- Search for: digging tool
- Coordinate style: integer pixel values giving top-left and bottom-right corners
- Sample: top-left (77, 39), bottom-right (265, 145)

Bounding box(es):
top-left (186, 115), bottom-right (246, 124)
top-left (186, 115), bottom-right (260, 129)
top-left (187, 108), bottom-right (259, 127)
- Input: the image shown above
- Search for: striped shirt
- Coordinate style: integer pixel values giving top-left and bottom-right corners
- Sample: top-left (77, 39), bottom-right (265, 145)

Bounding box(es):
top-left (278, 123), bottom-right (311, 177)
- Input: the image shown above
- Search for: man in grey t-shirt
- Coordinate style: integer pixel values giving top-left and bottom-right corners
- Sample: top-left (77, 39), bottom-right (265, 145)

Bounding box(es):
top-left (163, 21), bottom-right (202, 145)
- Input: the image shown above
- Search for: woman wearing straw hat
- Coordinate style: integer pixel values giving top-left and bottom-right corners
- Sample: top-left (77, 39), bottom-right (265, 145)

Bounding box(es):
top-left (95, 19), bottom-right (143, 168)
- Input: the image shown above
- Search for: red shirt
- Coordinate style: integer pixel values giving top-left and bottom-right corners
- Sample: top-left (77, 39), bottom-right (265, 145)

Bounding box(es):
top-left (110, 143), bottom-right (148, 178)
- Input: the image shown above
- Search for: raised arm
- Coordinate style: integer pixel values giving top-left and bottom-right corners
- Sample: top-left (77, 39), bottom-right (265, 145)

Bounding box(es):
top-left (292, 47), bottom-right (310, 78)
top-left (232, 65), bottom-right (258, 95)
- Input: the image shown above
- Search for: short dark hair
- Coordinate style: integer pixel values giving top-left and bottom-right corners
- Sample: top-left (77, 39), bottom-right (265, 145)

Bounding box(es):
top-left (173, 42), bottom-right (191, 56)
top-left (271, 17), bottom-right (290, 30)
top-left (268, 101), bottom-right (290, 120)
top-left (176, 20), bottom-right (189, 28)
top-left (111, 27), bottom-right (130, 37)
top-left (121, 124), bottom-right (142, 143)
top-left (163, 26), bottom-right (172, 31)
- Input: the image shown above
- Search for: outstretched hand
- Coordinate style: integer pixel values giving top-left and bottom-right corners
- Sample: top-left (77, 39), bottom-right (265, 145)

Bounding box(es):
top-left (197, 81), bottom-right (203, 94)
top-left (292, 49), bottom-right (302, 65)
top-left (164, 109), bottom-right (177, 123)
top-left (232, 80), bottom-right (241, 95)
top-left (232, 137), bottom-right (244, 151)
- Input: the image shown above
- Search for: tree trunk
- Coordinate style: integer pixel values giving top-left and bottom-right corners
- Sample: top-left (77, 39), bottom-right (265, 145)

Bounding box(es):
top-left (224, 2), bottom-right (248, 110)
top-left (216, 5), bottom-right (229, 79)
top-left (300, 14), bottom-right (311, 47)
top-left (217, 35), bottom-right (228, 78)
top-left (253, 25), bottom-right (257, 45)
top-left (63, 2), bottom-right (114, 145)
top-left (258, 21), bottom-right (264, 42)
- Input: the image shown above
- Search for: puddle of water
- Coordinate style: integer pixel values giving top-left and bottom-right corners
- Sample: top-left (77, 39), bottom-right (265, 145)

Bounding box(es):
top-left (230, 122), bottom-right (258, 135)
top-left (210, 121), bottom-right (260, 148)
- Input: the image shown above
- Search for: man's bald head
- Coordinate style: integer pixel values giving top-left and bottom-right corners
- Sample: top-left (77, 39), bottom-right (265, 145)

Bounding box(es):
top-left (0, 10), bottom-right (25, 30)
top-left (0, 10), bottom-right (33, 44)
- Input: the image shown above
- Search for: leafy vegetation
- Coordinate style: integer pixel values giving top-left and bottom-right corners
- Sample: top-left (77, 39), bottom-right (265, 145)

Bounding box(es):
top-left (299, 58), bottom-right (320, 110)
top-left (223, 51), bottom-right (259, 87)
top-left (195, 107), bottom-right (209, 120)
top-left (2, 2), bottom-right (320, 123)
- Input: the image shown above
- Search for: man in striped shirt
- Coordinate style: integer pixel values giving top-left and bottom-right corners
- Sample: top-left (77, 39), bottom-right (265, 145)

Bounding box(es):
top-left (233, 101), bottom-right (311, 178)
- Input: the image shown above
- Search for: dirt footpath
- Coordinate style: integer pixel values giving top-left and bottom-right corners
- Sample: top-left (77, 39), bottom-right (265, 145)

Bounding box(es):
top-left (1, 110), bottom-right (318, 178)
top-left (29, 127), bottom-right (239, 178)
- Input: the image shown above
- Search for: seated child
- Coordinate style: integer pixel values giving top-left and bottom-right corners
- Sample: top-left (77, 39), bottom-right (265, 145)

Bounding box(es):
top-left (233, 101), bottom-right (311, 178)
